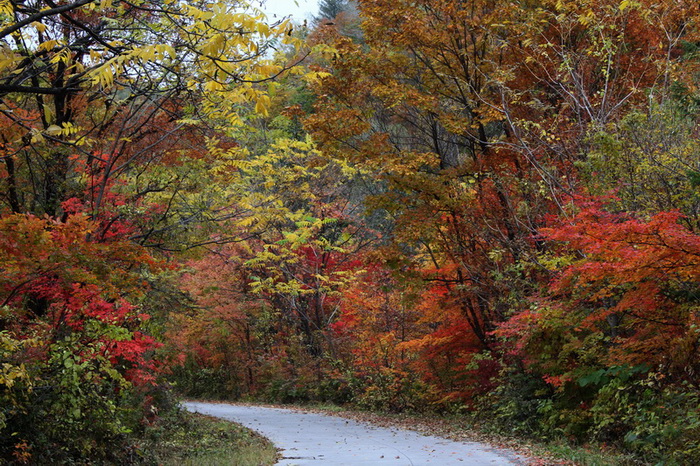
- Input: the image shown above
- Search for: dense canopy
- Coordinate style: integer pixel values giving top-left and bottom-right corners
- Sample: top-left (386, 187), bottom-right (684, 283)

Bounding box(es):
top-left (1, 0), bottom-right (699, 463)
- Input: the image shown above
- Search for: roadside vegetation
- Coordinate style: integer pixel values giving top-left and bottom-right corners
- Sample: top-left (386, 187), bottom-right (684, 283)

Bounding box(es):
top-left (142, 408), bottom-right (277, 466)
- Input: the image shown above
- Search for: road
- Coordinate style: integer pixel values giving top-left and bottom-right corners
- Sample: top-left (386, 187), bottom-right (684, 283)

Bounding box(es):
top-left (184, 401), bottom-right (527, 466)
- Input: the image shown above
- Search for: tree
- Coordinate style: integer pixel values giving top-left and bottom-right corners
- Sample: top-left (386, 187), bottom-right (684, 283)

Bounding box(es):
top-left (0, 0), bottom-right (297, 217)
top-left (581, 105), bottom-right (700, 229)
top-left (0, 0), bottom-right (304, 461)
top-left (0, 212), bottom-right (161, 461)
top-left (495, 200), bottom-right (700, 459)
top-left (165, 135), bottom-right (372, 399)
top-left (501, 201), bottom-right (700, 382)
top-left (315, 0), bottom-right (356, 23)
top-left (305, 0), bottom-right (553, 350)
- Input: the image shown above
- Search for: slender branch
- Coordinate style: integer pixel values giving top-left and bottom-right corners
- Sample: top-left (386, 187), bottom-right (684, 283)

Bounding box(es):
top-left (0, 0), bottom-right (96, 39)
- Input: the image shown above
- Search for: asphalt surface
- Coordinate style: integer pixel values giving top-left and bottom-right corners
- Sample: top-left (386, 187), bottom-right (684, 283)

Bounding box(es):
top-left (184, 401), bottom-right (527, 466)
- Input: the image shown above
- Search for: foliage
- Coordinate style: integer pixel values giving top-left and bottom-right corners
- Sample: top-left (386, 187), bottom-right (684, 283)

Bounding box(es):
top-left (0, 213), bottom-right (162, 462)
top-left (164, 3), bottom-right (700, 462)
top-left (491, 199), bottom-right (700, 461)
top-left (581, 105), bottom-right (700, 227)
top-left (590, 377), bottom-right (700, 463)
top-left (0, 0), bottom-right (309, 461)
top-left (165, 135), bottom-right (370, 401)
top-left (298, 0), bottom-right (700, 461)
top-left (0, 0), bottom-right (298, 220)
top-left (501, 202), bottom-right (700, 382)
top-left (2, 0), bottom-right (700, 463)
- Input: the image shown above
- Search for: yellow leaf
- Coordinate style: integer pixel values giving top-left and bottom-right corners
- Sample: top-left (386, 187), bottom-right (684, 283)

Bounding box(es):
top-left (45, 124), bottom-right (62, 136)
top-left (255, 98), bottom-right (269, 117)
top-left (32, 22), bottom-right (47, 33)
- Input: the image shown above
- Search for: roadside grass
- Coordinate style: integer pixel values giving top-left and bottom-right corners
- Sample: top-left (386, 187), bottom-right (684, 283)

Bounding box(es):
top-left (525, 438), bottom-right (639, 465)
top-left (142, 408), bottom-right (277, 465)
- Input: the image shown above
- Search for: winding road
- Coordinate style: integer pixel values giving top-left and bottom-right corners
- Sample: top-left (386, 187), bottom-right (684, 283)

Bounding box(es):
top-left (184, 401), bottom-right (528, 466)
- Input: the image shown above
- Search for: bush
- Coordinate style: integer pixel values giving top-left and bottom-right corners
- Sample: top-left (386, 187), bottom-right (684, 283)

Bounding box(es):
top-left (349, 366), bottom-right (432, 412)
top-left (169, 360), bottom-right (245, 400)
top-left (0, 333), bottom-right (166, 464)
top-left (475, 360), bottom-right (700, 464)
top-left (475, 365), bottom-right (553, 437)
top-left (591, 377), bottom-right (700, 464)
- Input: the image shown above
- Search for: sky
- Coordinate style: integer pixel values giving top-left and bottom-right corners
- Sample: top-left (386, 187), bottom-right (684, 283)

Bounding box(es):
top-left (256, 0), bottom-right (320, 23)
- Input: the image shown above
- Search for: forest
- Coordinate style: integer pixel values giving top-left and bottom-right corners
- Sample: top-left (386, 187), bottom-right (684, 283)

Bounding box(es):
top-left (1, 0), bottom-right (699, 463)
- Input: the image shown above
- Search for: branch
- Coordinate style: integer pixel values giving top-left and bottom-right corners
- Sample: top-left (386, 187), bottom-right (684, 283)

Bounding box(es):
top-left (0, 84), bottom-right (80, 95)
top-left (0, 0), bottom-right (96, 40)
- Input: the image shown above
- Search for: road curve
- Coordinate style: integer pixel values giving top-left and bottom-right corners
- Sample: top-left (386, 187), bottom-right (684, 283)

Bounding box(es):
top-left (184, 401), bottom-right (527, 466)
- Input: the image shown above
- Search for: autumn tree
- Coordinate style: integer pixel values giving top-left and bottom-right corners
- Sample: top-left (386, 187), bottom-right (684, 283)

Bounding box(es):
top-left (0, 0), bottom-right (296, 217)
top-left (0, 0), bottom-right (304, 461)
top-left (306, 0), bottom-right (553, 353)
top-left (0, 212), bottom-right (162, 461)
top-left (305, 0), bottom-right (699, 349)
top-left (165, 132), bottom-right (374, 399)
top-left (580, 105), bottom-right (700, 228)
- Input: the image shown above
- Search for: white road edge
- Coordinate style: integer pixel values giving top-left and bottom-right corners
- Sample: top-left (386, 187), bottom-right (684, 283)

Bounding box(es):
top-left (184, 401), bottom-right (529, 466)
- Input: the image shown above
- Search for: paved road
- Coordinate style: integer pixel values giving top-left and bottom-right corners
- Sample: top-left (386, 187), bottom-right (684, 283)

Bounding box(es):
top-left (184, 401), bottom-right (527, 466)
